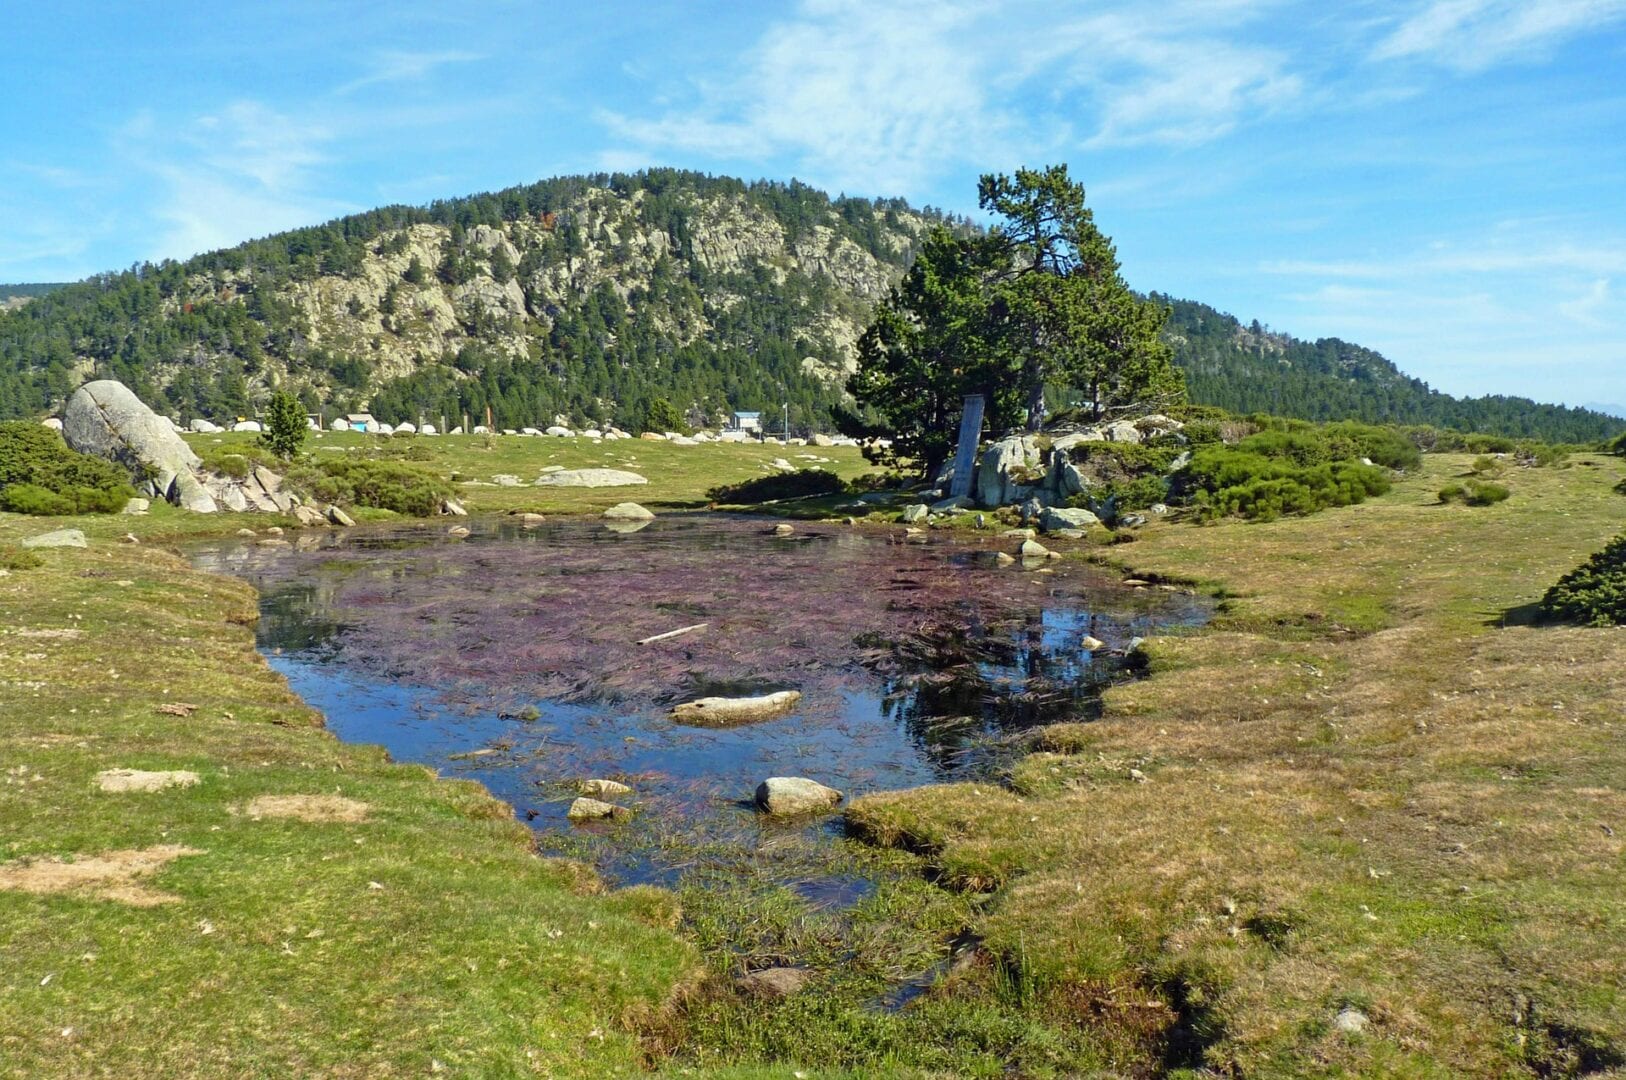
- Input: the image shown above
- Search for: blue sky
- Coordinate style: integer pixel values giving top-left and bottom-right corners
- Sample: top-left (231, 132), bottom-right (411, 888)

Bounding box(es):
top-left (4, 0), bottom-right (1624, 409)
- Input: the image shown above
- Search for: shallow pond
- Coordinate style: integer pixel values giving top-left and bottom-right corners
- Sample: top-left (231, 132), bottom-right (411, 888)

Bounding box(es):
top-left (191, 515), bottom-right (1205, 888)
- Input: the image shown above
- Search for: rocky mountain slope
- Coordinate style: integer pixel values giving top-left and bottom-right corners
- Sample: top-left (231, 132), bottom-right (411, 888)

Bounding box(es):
top-left (0, 170), bottom-right (1619, 443)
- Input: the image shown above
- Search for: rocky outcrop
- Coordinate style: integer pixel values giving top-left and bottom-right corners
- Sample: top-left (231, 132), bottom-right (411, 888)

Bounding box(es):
top-left (971, 415), bottom-right (1189, 514)
top-left (21, 528), bottom-right (87, 549)
top-left (64, 381), bottom-right (217, 512)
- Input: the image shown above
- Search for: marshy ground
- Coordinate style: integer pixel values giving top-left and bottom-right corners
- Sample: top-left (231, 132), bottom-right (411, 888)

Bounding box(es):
top-left (1, 435), bottom-right (1622, 1077)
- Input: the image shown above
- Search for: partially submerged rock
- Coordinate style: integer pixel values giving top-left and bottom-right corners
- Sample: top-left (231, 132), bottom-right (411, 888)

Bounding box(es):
top-left (672, 690), bottom-right (802, 725)
top-left (579, 778), bottom-right (633, 799)
top-left (567, 796), bottom-right (632, 822)
top-left (1020, 539), bottom-right (1056, 560)
top-left (754, 776), bottom-right (843, 816)
top-left (603, 502), bottom-right (655, 521)
top-left (533, 468), bottom-right (648, 488)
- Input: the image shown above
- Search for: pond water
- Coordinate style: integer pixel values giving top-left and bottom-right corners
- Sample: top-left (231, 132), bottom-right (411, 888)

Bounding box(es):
top-left (190, 515), bottom-right (1205, 888)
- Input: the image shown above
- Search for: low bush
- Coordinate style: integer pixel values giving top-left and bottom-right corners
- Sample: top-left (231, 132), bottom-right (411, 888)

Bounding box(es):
top-left (1439, 479), bottom-right (1510, 506)
top-left (286, 458), bottom-right (452, 516)
top-left (197, 443), bottom-right (277, 478)
top-left (0, 421), bottom-right (135, 515)
top-left (0, 544), bottom-right (44, 571)
top-left (1471, 455), bottom-right (1504, 476)
top-left (1611, 431), bottom-right (1626, 456)
top-left (1540, 534), bottom-right (1626, 626)
top-left (707, 468), bottom-right (847, 504)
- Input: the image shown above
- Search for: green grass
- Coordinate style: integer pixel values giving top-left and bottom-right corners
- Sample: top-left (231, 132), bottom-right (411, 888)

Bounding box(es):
top-left (5, 438), bottom-right (1624, 1076)
top-left (193, 429), bottom-right (877, 517)
top-left (845, 454), bottom-right (1626, 1075)
top-left (0, 525), bottom-right (698, 1076)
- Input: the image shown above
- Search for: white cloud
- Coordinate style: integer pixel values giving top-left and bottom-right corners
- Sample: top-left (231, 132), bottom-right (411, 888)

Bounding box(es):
top-left (117, 101), bottom-right (352, 261)
top-left (1371, 0), bottom-right (1626, 70)
top-left (599, 0), bottom-right (1304, 195)
top-left (337, 50), bottom-right (484, 95)
top-left (1558, 277), bottom-right (1612, 326)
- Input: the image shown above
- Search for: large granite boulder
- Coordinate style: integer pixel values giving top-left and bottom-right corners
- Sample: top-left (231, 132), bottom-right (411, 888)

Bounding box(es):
top-left (64, 380), bottom-right (217, 512)
top-left (534, 468), bottom-right (649, 488)
top-left (976, 435), bottom-right (1042, 508)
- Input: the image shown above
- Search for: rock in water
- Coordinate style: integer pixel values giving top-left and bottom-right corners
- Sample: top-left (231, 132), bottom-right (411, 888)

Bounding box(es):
top-left (579, 778), bottom-right (633, 798)
top-left (533, 468), bottom-right (648, 487)
top-left (754, 777), bottom-right (843, 816)
top-left (901, 503), bottom-right (929, 523)
top-left (63, 380), bottom-right (217, 512)
top-left (566, 797), bottom-right (631, 822)
top-left (21, 528), bottom-right (87, 549)
top-left (603, 502), bottom-right (655, 521)
top-left (671, 690), bottom-right (802, 726)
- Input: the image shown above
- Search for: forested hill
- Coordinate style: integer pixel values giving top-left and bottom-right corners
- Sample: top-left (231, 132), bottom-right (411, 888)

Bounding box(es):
top-left (1158, 296), bottom-right (1620, 442)
top-left (0, 168), bottom-right (1618, 443)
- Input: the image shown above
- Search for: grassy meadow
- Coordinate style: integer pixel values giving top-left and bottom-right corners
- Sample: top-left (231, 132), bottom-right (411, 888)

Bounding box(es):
top-left (1, 428), bottom-right (1622, 1077)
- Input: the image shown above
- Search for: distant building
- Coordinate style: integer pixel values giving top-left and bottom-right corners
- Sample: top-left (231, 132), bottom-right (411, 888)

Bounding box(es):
top-left (731, 410), bottom-right (762, 433)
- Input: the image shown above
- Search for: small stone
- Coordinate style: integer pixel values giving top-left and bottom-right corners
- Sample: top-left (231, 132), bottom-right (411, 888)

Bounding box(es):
top-left (1129, 768), bottom-right (1148, 783)
top-left (1333, 1007), bottom-right (1369, 1035)
top-left (900, 503), bottom-right (929, 523)
top-left (579, 778), bottom-right (633, 798)
top-left (773, 523), bottom-right (795, 537)
top-left (447, 526), bottom-right (470, 538)
top-left (1020, 539), bottom-right (1053, 560)
top-left (326, 505), bottom-right (356, 527)
top-left (519, 512), bottom-right (546, 526)
top-left (738, 967), bottom-right (810, 999)
top-left (121, 497), bottom-right (150, 515)
top-left (442, 498), bottom-right (468, 516)
top-left (1081, 636), bottom-right (1106, 651)
top-left (995, 552), bottom-right (1016, 566)
top-left (603, 502), bottom-right (655, 521)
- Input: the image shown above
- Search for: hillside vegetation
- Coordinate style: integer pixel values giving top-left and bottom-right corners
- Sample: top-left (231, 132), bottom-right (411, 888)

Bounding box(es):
top-left (0, 171), bottom-right (1619, 446)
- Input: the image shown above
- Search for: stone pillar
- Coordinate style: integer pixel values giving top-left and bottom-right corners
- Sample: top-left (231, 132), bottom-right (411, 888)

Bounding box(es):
top-left (948, 394), bottom-right (985, 499)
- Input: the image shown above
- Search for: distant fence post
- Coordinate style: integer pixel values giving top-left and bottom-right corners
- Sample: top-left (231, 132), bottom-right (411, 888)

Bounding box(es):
top-left (948, 394), bottom-right (985, 499)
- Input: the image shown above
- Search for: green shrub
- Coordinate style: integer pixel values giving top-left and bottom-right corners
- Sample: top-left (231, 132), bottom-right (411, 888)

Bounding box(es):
top-left (1540, 535), bottom-right (1626, 626)
top-left (707, 468), bottom-right (847, 504)
top-left (0, 544), bottom-right (44, 570)
top-left (260, 389), bottom-right (308, 460)
top-left (1086, 474), bottom-right (1168, 512)
top-left (0, 421), bottom-right (135, 515)
top-left (1611, 431), bottom-right (1626, 456)
top-left (197, 443), bottom-right (277, 478)
top-left (287, 458), bottom-right (452, 516)
top-left (1185, 447), bottom-right (1390, 522)
top-left (1440, 479), bottom-right (1510, 506)
top-left (1614, 478), bottom-right (1626, 496)
top-left (1182, 420), bottom-right (1223, 446)
top-left (1471, 455), bottom-right (1503, 476)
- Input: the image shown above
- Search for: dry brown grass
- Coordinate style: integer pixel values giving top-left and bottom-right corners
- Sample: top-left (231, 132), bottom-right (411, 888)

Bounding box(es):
top-left (848, 454), bottom-right (1626, 1076)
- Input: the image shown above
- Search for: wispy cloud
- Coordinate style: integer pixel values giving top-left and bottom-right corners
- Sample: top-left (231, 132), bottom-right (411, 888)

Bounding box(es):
top-left (599, 0), bottom-right (1304, 195)
top-left (1371, 0), bottom-right (1626, 70)
top-left (1558, 277), bottom-right (1612, 327)
top-left (337, 49), bottom-right (484, 95)
top-left (117, 101), bottom-right (352, 260)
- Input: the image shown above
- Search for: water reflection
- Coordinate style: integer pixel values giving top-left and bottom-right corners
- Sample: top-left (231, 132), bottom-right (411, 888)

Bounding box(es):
top-left (193, 515), bottom-right (1205, 884)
